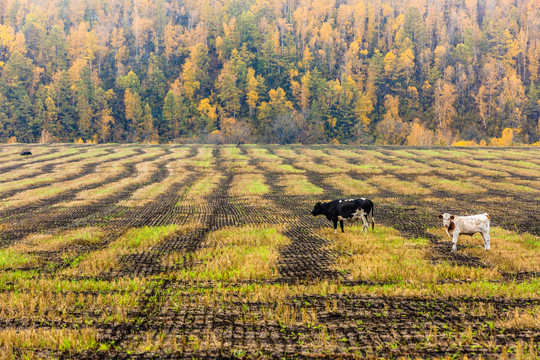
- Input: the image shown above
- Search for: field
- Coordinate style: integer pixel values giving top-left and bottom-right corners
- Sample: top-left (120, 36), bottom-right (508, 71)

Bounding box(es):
top-left (0, 144), bottom-right (539, 359)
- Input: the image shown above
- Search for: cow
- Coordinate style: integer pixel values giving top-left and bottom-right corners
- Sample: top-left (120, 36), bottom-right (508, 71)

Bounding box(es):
top-left (312, 198), bottom-right (375, 234)
top-left (20, 151), bottom-right (32, 156)
top-left (438, 213), bottom-right (490, 252)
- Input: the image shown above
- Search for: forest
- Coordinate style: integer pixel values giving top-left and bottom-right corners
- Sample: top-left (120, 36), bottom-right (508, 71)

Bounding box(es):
top-left (0, 0), bottom-right (538, 145)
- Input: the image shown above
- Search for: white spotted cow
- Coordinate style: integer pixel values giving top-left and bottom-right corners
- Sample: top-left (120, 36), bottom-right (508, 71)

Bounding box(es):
top-left (438, 213), bottom-right (490, 252)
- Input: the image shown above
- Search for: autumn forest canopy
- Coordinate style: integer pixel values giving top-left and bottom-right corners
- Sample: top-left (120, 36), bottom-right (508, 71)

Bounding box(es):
top-left (0, 0), bottom-right (539, 145)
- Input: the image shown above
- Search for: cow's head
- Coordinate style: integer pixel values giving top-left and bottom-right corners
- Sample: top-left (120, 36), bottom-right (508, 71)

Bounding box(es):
top-left (438, 213), bottom-right (454, 228)
top-left (311, 202), bottom-right (325, 216)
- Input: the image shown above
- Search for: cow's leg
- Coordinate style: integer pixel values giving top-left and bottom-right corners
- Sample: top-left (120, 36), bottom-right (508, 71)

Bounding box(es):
top-left (333, 220), bottom-right (338, 234)
top-left (481, 231), bottom-right (490, 251)
top-left (340, 220), bottom-right (344, 233)
top-left (361, 212), bottom-right (368, 232)
top-left (452, 232), bottom-right (459, 252)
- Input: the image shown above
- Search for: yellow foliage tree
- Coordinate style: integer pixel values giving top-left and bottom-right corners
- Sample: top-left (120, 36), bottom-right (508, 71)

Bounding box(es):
top-left (407, 120), bottom-right (434, 146)
top-left (452, 139), bottom-right (479, 147)
top-left (197, 98), bottom-right (218, 131)
top-left (489, 128), bottom-right (514, 147)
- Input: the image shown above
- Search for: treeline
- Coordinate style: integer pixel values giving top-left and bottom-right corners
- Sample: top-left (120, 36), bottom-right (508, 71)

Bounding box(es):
top-left (0, 0), bottom-right (539, 145)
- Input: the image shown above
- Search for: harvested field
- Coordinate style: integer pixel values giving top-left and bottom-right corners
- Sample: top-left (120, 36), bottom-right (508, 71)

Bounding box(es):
top-left (0, 144), bottom-right (539, 359)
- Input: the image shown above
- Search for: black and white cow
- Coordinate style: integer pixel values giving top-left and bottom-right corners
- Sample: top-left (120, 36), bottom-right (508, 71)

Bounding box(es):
top-left (311, 198), bottom-right (375, 233)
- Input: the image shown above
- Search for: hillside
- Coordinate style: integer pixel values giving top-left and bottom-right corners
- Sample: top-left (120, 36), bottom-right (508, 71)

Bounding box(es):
top-left (0, 0), bottom-right (539, 144)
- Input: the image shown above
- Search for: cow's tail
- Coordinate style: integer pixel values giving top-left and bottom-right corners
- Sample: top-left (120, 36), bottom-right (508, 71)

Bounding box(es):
top-left (371, 204), bottom-right (375, 231)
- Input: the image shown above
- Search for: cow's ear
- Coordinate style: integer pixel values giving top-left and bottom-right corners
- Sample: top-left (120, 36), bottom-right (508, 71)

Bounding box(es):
top-left (438, 214), bottom-right (443, 219)
top-left (450, 215), bottom-right (455, 220)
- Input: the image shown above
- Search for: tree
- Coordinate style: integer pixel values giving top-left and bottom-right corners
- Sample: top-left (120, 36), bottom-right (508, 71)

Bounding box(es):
top-left (162, 90), bottom-right (189, 139)
top-left (197, 98), bottom-right (217, 133)
top-left (406, 120), bottom-right (434, 146)
top-left (217, 62), bottom-right (241, 118)
top-left (44, 97), bottom-right (58, 136)
top-left (434, 78), bottom-right (457, 131)
top-left (257, 87), bottom-right (293, 136)
top-left (140, 103), bottom-right (158, 143)
top-left (124, 88), bottom-right (143, 141)
top-left (271, 113), bottom-right (299, 144)
top-left (98, 107), bottom-right (114, 142)
top-left (376, 95), bottom-right (410, 145)
top-left (246, 68), bottom-right (260, 117)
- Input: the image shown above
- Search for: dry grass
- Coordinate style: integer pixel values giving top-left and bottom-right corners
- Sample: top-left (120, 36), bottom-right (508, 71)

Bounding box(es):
top-left (393, 163), bottom-right (434, 176)
top-left (429, 227), bottom-right (540, 272)
top-left (325, 148), bottom-right (366, 159)
top-left (13, 277), bottom-right (147, 293)
top-left (496, 307), bottom-right (540, 330)
top-left (297, 147), bottom-right (328, 158)
top-left (245, 147), bottom-right (281, 161)
top-left (293, 160), bottom-right (342, 174)
top-left (123, 329), bottom-right (228, 354)
top-left (181, 172), bottom-right (224, 202)
top-left (259, 161), bottom-right (305, 174)
top-left (0, 148), bottom-right (79, 170)
top-left (495, 159), bottom-right (540, 170)
top-left (0, 175), bottom-right (56, 194)
top-left (321, 157), bottom-right (385, 175)
top-left (12, 227), bottom-right (104, 254)
top-left (74, 161), bottom-right (159, 202)
top-left (174, 225), bottom-right (289, 281)
top-left (121, 159), bottom-right (191, 206)
top-left (220, 146), bottom-right (250, 160)
top-left (513, 178), bottom-right (540, 190)
top-left (271, 147), bottom-right (297, 158)
top-left (367, 175), bottom-right (430, 195)
top-left (324, 174), bottom-right (378, 196)
top-left (229, 173), bottom-right (269, 196)
top-left (278, 174), bottom-right (324, 195)
top-left (472, 177), bottom-right (540, 194)
top-left (0, 289), bottom-right (138, 322)
top-left (428, 160), bottom-right (470, 177)
top-left (4, 149), bottom-right (160, 208)
top-left (162, 277), bottom-right (540, 306)
top-left (0, 168), bottom-right (45, 183)
top-left (185, 146), bottom-right (214, 168)
top-left (416, 175), bottom-right (486, 194)
top-left (0, 328), bottom-right (99, 358)
top-left (221, 159), bottom-right (258, 173)
top-left (0, 147), bottom-right (111, 185)
top-left (449, 158), bottom-right (513, 177)
top-left (63, 225), bottom-right (195, 276)
top-left (317, 225), bottom-right (497, 283)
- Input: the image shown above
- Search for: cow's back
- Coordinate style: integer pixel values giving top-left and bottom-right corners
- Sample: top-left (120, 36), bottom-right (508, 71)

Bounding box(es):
top-left (456, 213), bottom-right (490, 234)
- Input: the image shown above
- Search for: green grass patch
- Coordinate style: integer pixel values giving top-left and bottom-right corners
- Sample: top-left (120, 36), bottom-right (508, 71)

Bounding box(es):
top-left (417, 176), bottom-right (486, 194)
top-left (230, 173), bottom-right (269, 196)
top-left (221, 146), bottom-right (249, 160)
top-left (279, 175), bottom-right (324, 195)
top-left (175, 225), bottom-right (289, 281)
top-left (0, 249), bottom-right (39, 269)
top-left (247, 148), bottom-right (281, 160)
